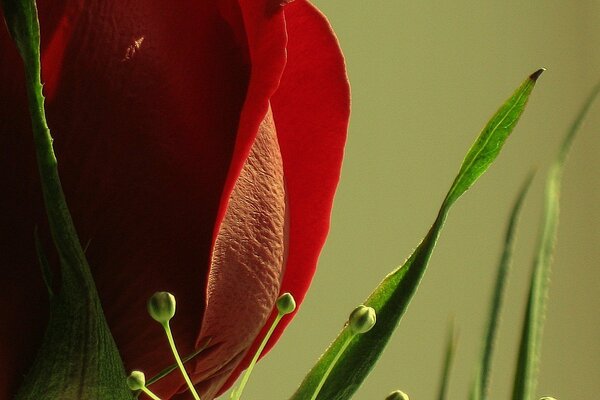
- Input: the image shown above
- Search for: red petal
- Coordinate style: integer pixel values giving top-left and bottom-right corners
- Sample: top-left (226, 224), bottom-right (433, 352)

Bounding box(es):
top-left (274, 0), bottom-right (349, 318)
top-left (1, 0), bottom-right (346, 398)
top-left (218, 0), bottom-right (350, 395)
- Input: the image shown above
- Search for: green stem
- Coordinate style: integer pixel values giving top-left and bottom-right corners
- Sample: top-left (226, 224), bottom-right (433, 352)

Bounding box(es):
top-left (231, 314), bottom-right (284, 400)
top-left (20, 30), bottom-right (95, 295)
top-left (310, 333), bottom-right (356, 400)
top-left (163, 322), bottom-right (201, 400)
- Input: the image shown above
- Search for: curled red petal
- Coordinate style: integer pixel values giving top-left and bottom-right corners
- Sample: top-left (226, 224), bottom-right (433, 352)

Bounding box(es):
top-left (218, 0), bottom-right (350, 395)
top-left (163, 0), bottom-right (291, 397)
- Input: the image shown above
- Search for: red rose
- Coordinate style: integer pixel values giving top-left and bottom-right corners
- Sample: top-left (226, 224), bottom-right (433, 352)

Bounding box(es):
top-left (0, 0), bottom-right (349, 399)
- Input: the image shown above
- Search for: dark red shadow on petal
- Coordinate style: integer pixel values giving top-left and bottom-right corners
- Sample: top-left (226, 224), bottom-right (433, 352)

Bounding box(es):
top-left (2, 0), bottom-right (251, 398)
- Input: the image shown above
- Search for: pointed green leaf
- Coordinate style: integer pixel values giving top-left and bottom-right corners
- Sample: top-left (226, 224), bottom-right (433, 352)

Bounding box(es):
top-left (512, 81), bottom-right (600, 400)
top-left (470, 173), bottom-right (534, 400)
top-left (1, 1), bottom-right (132, 398)
top-left (290, 70), bottom-right (544, 400)
top-left (444, 69), bottom-right (544, 208)
top-left (437, 321), bottom-right (458, 400)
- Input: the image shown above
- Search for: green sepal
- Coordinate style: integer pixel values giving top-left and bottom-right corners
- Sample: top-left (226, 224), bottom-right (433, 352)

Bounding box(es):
top-left (1, 1), bottom-right (132, 399)
top-left (15, 289), bottom-right (133, 400)
top-left (511, 81), bottom-right (600, 400)
top-left (290, 70), bottom-right (543, 400)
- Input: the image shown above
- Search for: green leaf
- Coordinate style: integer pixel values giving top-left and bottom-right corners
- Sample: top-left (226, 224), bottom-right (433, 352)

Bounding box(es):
top-left (470, 173), bottom-right (534, 400)
top-left (437, 321), bottom-right (458, 400)
top-left (290, 69), bottom-right (544, 400)
top-left (443, 69), bottom-right (544, 208)
top-left (1, 2), bottom-right (132, 399)
top-left (512, 81), bottom-right (600, 400)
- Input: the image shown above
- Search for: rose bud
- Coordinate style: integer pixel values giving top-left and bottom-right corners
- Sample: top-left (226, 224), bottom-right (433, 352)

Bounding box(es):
top-left (0, 1), bottom-right (349, 399)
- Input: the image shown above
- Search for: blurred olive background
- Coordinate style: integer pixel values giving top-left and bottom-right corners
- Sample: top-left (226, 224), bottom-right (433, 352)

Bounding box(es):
top-left (241, 2), bottom-right (599, 399)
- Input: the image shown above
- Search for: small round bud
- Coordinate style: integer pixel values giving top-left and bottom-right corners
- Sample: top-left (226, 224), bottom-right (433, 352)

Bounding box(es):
top-left (349, 305), bottom-right (376, 334)
top-left (276, 292), bottom-right (296, 315)
top-left (126, 370), bottom-right (146, 391)
top-left (539, 397), bottom-right (557, 400)
top-left (385, 390), bottom-right (409, 400)
top-left (148, 291), bottom-right (176, 324)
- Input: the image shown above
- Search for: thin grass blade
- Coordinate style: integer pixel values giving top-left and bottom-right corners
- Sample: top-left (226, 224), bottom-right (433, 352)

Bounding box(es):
top-left (290, 69), bottom-right (544, 400)
top-left (437, 321), bottom-right (458, 400)
top-left (469, 173), bottom-right (535, 400)
top-left (511, 81), bottom-right (600, 400)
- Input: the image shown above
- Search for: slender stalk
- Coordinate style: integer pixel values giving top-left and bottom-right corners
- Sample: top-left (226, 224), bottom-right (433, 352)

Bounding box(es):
top-left (163, 322), bottom-right (201, 400)
top-left (146, 339), bottom-right (212, 388)
top-left (140, 386), bottom-right (162, 400)
top-left (231, 314), bottom-right (284, 400)
top-left (310, 333), bottom-right (355, 400)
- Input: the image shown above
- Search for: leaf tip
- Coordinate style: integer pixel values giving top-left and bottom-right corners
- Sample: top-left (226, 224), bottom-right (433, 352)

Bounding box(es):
top-left (529, 68), bottom-right (546, 82)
